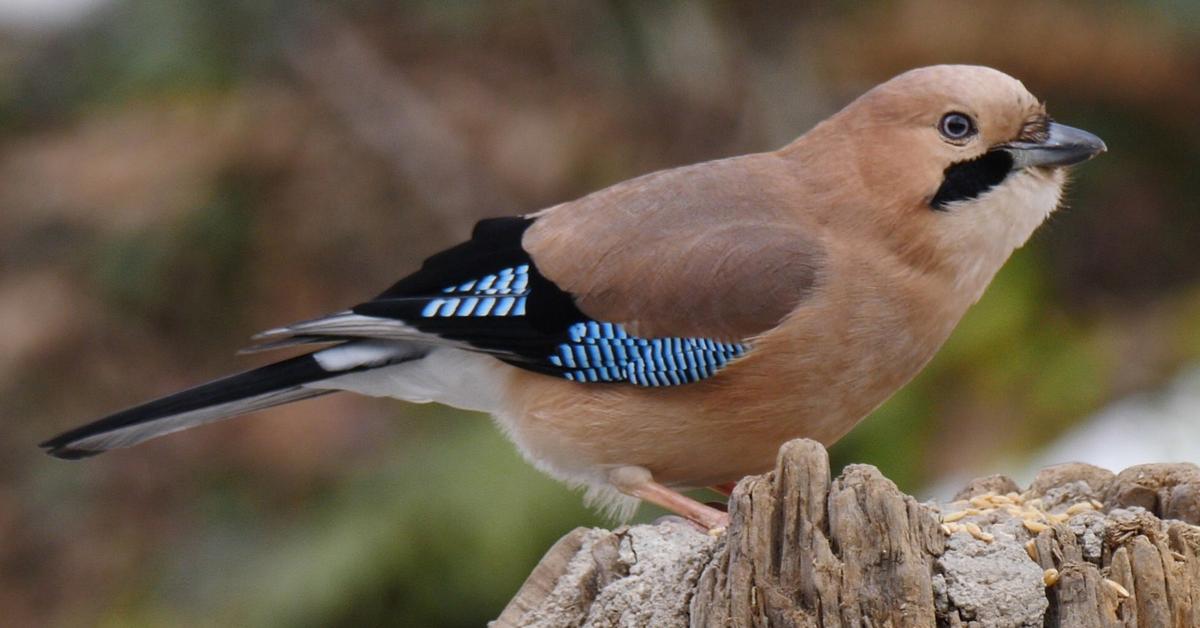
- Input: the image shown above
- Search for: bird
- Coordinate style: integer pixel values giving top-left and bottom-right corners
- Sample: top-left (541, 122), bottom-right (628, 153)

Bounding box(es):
top-left (41, 65), bottom-right (1105, 530)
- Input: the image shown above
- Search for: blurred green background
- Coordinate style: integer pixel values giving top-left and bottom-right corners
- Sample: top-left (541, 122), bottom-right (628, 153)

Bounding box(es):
top-left (2, 1), bottom-right (1198, 626)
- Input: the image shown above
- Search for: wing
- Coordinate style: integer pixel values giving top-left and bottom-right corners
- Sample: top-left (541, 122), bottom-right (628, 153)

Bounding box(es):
top-left (254, 154), bottom-right (825, 386)
top-left (524, 153), bottom-right (824, 340)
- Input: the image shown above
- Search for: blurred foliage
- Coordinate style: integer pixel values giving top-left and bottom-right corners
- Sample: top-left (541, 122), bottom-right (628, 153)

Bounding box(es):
top-left (0, 0), bottom-right (1197, 626)
top-left (94, 175), bottom-right (255, 337)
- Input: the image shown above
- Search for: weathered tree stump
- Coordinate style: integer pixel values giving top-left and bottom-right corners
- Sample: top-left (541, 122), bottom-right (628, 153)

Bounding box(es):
top-left (493, 439), bottom-right (1200, 627)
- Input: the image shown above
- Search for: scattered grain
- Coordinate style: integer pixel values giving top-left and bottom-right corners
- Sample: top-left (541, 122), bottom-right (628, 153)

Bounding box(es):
top-left (1043, 568), bottom-right (1060, 587)
top-left (1104, 578), bottom-right (1130, 598)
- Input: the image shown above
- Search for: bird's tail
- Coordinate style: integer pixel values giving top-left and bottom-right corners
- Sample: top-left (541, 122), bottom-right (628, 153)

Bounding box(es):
top-left (40, 341), bottom-right (422, 459)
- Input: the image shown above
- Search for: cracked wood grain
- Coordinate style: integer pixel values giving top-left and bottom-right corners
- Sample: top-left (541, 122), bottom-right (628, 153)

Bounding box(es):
top-left (495, 440), bottom-right (1200, 628)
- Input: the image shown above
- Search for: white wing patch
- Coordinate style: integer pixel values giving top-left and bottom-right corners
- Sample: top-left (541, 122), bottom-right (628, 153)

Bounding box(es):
top-left (313, 341), bottom-right (410, 371)
top-left (306, 348), bottom-right (509, 414)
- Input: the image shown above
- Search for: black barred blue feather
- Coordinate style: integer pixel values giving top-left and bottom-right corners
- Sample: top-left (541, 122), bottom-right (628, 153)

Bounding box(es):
top-left (351, 217), bottom-right (748, 387)
top-left (420, 264), bottom-right (531, 318)
top-left (552, 322), bottom-right (746, 385)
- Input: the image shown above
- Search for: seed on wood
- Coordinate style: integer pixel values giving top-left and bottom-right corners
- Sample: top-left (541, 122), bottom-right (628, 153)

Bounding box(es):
top-left (943, 510), bottom-right (968, 523)
top-left (1104, 578), bottom-right (1130, 598)
top-left (965, 522), bottom-right (994, 543)
top-left (1044, 568), bottom-right (1060, 587)
top-left (1023, 519), bottom-right (1049, 534)
top-left (1066, 502), bottom-right (1095, 516)
top-left (970, 495), bottom-right (994, 508)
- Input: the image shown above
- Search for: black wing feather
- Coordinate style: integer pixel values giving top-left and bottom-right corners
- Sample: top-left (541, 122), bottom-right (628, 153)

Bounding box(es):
top-left (354, 216), bottom-right (585, 369)
top-left (349, 216), bottom-right (748, 387)
top-left (375, 217), bottom-right (540, 299)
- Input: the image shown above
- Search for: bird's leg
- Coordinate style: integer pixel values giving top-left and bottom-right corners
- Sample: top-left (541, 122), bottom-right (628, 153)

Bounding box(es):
top-left (609, 466), bottom-right (730, 531)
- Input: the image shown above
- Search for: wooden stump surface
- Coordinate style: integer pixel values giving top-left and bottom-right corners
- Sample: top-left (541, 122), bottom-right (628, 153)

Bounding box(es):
top-left (494, 439), bottom-right (1200, 627)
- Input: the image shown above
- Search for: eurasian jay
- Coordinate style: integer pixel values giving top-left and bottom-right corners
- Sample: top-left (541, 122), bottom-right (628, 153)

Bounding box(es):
top-left (42, 65), bottom-right (1105, 530)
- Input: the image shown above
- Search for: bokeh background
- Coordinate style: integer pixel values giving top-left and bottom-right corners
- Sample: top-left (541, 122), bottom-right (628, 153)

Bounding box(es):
top-left (2, 1), bottom-right (1198, 625)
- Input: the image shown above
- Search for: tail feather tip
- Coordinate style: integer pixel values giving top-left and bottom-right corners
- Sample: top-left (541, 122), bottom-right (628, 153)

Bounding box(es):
top-left (39, 440), bottom-right (101, 460)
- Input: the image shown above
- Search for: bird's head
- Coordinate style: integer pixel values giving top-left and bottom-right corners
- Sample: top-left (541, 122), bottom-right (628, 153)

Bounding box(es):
top-left (793, 64), bottom-right (1105, 297)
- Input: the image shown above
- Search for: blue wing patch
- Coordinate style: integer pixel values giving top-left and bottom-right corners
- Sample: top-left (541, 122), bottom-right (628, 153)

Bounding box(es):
top-left (357, 218), bottom-right (748, 387)
top-left (552, 322), bottom-right (746, 386)
top-left (419, 265), bottom-right (530, 318)
top-left (418, 266), bottom-right (746, 387)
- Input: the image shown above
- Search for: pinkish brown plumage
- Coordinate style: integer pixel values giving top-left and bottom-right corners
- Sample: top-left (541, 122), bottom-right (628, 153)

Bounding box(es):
top-left (44, 65), bottom-right (1104, 529)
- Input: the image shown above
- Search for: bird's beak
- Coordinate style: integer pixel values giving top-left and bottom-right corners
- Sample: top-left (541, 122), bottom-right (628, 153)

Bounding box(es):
top-left (1002, 122), bottom-right (1107, 169)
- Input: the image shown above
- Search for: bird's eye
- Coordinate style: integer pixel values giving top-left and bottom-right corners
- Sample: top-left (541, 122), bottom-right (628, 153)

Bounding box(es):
top-left (938, 112), bottom-right (976, 141)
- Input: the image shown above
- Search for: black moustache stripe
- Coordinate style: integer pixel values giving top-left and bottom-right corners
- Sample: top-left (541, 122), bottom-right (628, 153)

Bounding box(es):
top-left (930, 149), bottom-right (1014, 210)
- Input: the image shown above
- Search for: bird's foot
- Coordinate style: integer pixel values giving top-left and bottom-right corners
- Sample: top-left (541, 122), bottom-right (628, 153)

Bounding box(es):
top-left (610, 466), bottom-right (731, 533)
top-left (653, 512), bottom-right (730, 535)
